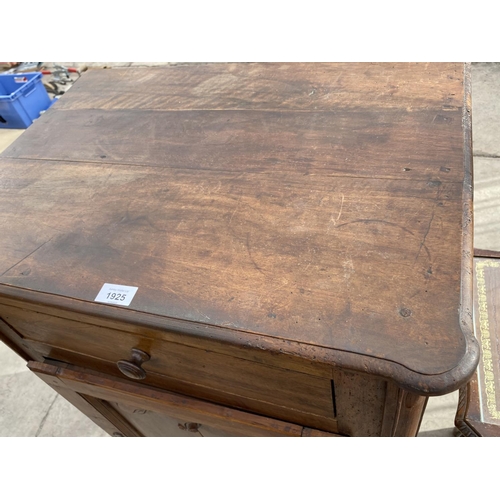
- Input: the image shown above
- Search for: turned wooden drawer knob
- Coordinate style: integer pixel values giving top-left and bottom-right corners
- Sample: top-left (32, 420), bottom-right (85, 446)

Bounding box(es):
top-left (117, 348), bottom-right (151, 380)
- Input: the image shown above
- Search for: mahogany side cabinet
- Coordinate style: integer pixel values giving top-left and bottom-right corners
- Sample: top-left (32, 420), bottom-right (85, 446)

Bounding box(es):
top-left (0, 63), bottom-right (478, 436)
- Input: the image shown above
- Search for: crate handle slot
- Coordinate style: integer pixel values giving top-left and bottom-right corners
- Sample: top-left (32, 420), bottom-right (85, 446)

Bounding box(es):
top-left (0, 115), bottom-right (6, 124)
top-left (22, 82), bottom-right (37, 98)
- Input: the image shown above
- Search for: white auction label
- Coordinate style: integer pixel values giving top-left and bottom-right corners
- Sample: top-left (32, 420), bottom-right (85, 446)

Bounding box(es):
top-left (94, 283), bottom-right (138, 306)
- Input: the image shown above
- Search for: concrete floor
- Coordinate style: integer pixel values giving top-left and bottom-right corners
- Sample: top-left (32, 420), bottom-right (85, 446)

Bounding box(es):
top-left (0, 62), bottom-right (498, 437)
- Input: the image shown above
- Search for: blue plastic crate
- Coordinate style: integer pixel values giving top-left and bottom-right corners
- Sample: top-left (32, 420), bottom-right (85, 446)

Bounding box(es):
top-left (0, 72), bottom-right (53, 129)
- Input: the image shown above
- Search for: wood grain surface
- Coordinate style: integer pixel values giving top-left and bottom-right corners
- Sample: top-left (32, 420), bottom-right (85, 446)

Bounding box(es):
top-left (28, 361), bottom-right (341, 437)
top-left (48, 63), bottom-right (464, 112)
top-left (0, 302), bottom-right (338, 431)
top-left (0, 63), bottom-right (478, 395)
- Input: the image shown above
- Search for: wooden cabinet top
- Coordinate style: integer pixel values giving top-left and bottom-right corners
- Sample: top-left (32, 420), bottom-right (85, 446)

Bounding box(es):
top-left (0, 63), bottom-right (478, 395)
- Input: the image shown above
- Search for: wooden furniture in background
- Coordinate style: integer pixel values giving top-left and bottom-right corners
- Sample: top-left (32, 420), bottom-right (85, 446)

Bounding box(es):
top-left (0, 63), bottom-right (478, 436)
top-left (455, 251), bottom-right (500, 437)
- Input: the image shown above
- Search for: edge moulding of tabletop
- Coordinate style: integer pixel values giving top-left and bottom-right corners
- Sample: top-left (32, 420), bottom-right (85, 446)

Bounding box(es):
top-left (0, 62), bottom-right (479, 437)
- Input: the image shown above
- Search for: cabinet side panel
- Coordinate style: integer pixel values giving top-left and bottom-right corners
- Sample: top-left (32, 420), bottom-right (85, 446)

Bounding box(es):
top-left (335, 370), bottom-right (387, 437)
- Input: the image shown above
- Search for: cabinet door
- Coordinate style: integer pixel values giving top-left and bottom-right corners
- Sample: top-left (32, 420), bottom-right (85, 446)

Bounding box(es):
top-left (28, 361), bottom-right (339, 437)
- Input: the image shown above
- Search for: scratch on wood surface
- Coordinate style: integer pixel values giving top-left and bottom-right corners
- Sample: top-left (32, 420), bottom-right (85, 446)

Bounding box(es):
top-left (326, 193), bottom-right (345, 233)
top-left (0, 237), bottom-right (54, 277)
top-left (259, 281), bottom-right (290, 307)
top-left (102, 169), bottom-right (113, 187)
top-left (414, 212), bottom-right (435, 264)
top-left (331, 193), bottom-right (345, 225)
top-left (246, 232), bottom-right (265, 275)
top-left (272, 297), bottom-right (294, 312)
top-left (228, 193), bottom-right (242, 225)
top-left (334, 218), bottom-right (433, 264)
top-left (335, 219), bottom-right (415, 236)
top-left (163, 284), bottom-right (211, 321)
top-left (118, 207), bottom-right (166, 233)
top-left (271, 279), bottom-right (289, 293)
top-left (343, 257), bottom-right (354, 283)
top-left (23, 217), bottom-right (64, 233)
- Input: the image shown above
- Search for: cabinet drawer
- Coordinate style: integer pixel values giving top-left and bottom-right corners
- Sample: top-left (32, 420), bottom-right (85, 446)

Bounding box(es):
top-left (28, 361), bottom-right (340, 437)
top-left (0, 305), bottom-right (337, 432)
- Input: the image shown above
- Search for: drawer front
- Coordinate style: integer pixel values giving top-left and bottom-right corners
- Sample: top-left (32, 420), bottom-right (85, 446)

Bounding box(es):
top-left (1, 305), bottom-right (337, 432)
top-left (28, 361), bottom-right (340, 437)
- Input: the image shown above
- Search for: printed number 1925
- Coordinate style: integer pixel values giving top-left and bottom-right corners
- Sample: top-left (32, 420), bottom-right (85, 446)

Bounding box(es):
top-left (106, 292), bottom-right (126, 301)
